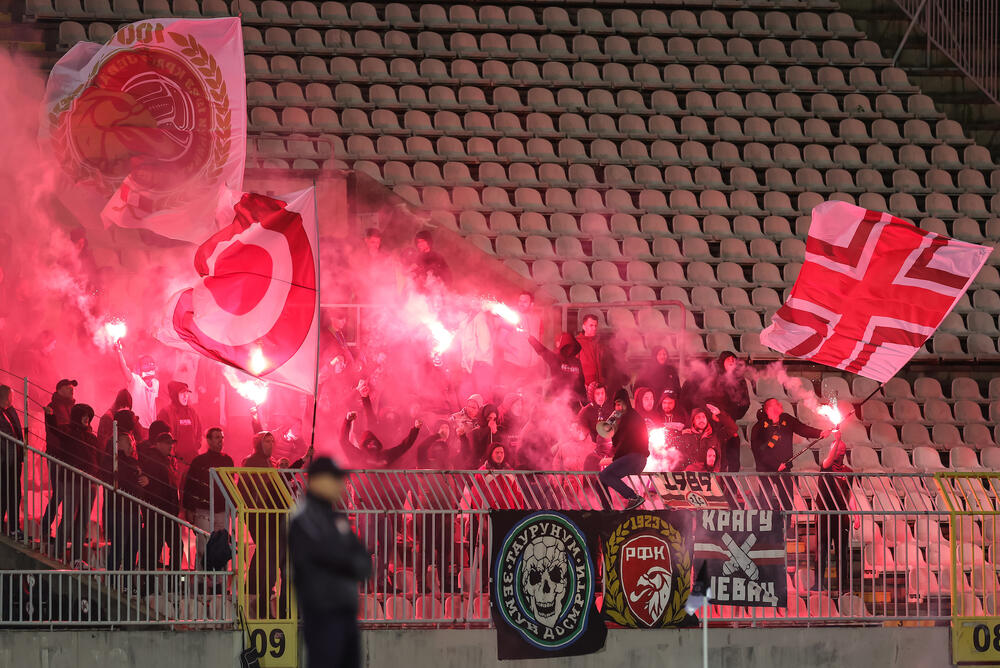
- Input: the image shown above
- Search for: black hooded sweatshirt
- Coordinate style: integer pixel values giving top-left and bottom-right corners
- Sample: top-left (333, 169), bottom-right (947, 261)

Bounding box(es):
top-left (750, 410), bottom-right (823, 473)
top-left (610, 389), bottom-right (649, 461)
top-left (340, 416), bottom-right (419, 468)
top-left (635, 347), bottom-right (681, 398)
top-left (681, 351), bottom-right (750, 422)
top-left (528, 335), bottom-right (587, 405)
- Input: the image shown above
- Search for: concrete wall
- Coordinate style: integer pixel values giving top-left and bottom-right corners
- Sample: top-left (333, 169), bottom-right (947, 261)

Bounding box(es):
top-left (2, 626), bottom-right (954, 668)
top-left (361, 627), bottom-right (953, 668)
top-left (0, 629), bottom-right (241, 668)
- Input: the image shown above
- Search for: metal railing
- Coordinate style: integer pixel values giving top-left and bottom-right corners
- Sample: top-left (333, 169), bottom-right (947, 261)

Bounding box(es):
top-left (0, 425), bottom-right (237, 627)
top-left (893, 0), bottom-right (1000, 105)
top-left (0, 570), bottom-right (233, 626)
top-left (230, 469), bottom-right (991, 626)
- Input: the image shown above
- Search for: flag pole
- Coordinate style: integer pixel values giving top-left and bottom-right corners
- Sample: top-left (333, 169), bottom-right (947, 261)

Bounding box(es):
top-left (783, 383), bottom-right (884, 466)
top-left (309, 176), bottom-right (321, 454)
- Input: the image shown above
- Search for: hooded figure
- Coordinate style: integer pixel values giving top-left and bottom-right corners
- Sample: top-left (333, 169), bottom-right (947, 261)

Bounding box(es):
top-left (577, 382), bottom-right (615, 445)
top-left (528, 333), bottom-right (586, 406)
top-left (460, 403), bottom-right (499, 469)
top-left (633, 387), bottom-right (659, 426)
top-left (341, 411), bottom-right (420, 468)
top-left (681, 405), bottom-right (737, 471)
top-left (416, 420), bottom-right (453, 469)
top-left (597, 389), bottom-right (649, 511)
top-left (680, 351), bottom-right (750, 472)
top-left (636, 346), bottom-right (681, 399)
top-left (97, 389), bottom-right (132, 450)
top-left (157, 381), bottom-right (202, 467)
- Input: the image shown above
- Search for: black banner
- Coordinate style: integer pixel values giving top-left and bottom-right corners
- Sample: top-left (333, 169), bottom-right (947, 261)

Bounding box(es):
top-left (693, 508), bottom-right (787, 608)
top-left (490, 511), bottom-right (607, 660)
top-left (600, 511), bottom-right (696, 628)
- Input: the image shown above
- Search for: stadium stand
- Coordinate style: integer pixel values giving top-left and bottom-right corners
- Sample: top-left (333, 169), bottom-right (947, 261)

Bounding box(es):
top-left (7, 0), bottom-right (1000, 631)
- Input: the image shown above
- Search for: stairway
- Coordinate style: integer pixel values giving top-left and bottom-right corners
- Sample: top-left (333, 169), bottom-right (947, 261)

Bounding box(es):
top-left (840, 0), bottom-right (1000, 159)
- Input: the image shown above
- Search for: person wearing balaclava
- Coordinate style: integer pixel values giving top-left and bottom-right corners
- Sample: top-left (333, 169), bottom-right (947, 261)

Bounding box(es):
top-left (681, 351), bottom-right (750, 472)
top-left (115, 340), bottom-right (159, 429)
top-left (157, 381), bottom-right (202, 471)
top-left (528, 332), bottom-right (586, 408)
top-left (597, 389), bottom-right (649, 511)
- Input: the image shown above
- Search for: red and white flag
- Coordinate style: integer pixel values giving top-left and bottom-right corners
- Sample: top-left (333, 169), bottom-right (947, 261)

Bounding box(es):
top-left (166, 189), bottom-right (319, 394)
top-left (42, 18), bottom-right (246, 243)
top-left (760, 201), bottom-right (992, 382)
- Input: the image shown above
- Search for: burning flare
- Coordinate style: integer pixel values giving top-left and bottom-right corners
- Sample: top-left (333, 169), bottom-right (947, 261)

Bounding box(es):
top-left (427, 320), bottom-right (455, 356)
top-left (248, 346), bottom-right (268, 376)
top-left (817, 397), bottom-right (843, 426)
top-left (104, 319), bottom-right (127, 342)
top-left (483, 299), bottom-right (521, 327)
top-left (224, 367), bottom-right (269, 406)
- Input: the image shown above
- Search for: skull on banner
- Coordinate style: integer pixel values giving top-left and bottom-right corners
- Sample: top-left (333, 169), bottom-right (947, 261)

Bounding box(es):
top-left (521, 536), bottom-right (569, 627)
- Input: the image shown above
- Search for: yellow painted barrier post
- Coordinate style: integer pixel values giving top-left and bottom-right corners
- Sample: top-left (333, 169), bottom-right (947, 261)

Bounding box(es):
top-left (937, 473), bottom-right (1000, 666)
top-left (217, 467), bottom-right (298, 668)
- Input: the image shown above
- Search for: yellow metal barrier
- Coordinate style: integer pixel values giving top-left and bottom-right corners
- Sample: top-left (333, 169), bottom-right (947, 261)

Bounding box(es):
top-left (217, 467), bottom-right (298, 668)
top-left (936, 473), bottom-right (1000, 666)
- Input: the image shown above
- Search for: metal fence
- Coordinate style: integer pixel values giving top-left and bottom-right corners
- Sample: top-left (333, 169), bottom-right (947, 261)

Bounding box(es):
top-left (0, 425), bottom-right (236, 627)
top-left (229, 469), bottom-right (992, 626)
top-left (894, 0), bottom-right (1000, 105)
top-left (0, 570), bottom-right (233, 626)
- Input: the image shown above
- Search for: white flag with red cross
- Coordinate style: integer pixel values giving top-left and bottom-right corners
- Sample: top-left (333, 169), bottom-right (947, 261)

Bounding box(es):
top-left (165, 189), bottom-right (319, 394)
top-left (760, 200), bottom-right (992, 382)
top-left (42, 18), bottom-right (246, 243)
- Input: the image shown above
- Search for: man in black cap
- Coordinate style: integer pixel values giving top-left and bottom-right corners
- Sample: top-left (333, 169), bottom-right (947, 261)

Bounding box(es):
top-left (40, 378), bottom-right (77, 542)
top-left (138, 430), bottom-right (182, 570)
top-left (288, 457), bottom-right (372, 668)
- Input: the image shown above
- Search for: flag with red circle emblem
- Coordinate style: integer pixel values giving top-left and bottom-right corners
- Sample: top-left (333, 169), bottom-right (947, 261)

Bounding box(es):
top-left (167, 189), bottom-right (319, 394)
top-left (760, 200), bottom-right (992, 382)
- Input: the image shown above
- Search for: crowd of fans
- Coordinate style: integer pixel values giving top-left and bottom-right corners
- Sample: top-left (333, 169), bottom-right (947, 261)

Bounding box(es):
top-left (0, 229), bottom-right (853, 606)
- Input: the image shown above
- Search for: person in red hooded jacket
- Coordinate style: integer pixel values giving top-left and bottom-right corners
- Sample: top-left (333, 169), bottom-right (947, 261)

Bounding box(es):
top-left (157, 381), bottom-right (201, 473)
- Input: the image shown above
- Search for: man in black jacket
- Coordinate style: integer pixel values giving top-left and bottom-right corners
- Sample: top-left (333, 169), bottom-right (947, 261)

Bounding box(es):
top-left (182, 427), bottom-right (234, 568)
top-left (138, 431), bottom-right (182, 570)
top-left (289, 457), bottom-right (372, 668)
top-left (750, 398), bottom-right (831, 508)
top-left (597, 389), bottom-right (649, 511)
top-left (0, 385), bottom-right (24, 539)
top-left (528, 333), bottom-right (587, 408)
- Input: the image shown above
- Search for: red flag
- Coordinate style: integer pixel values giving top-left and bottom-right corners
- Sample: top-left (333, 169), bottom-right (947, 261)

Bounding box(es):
top-left (168, 189), bottom-right (319, 394)
top-left (760, 201), bottom-right (992, 382)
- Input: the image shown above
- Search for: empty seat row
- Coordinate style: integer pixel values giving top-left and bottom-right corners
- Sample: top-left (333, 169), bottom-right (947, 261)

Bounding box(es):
top-left (251, 52), bottom-right (920, 96)
top-left (240, 25), bottom-right (888, 69)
